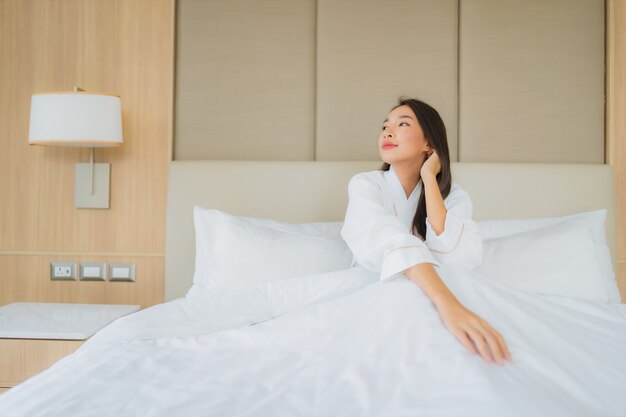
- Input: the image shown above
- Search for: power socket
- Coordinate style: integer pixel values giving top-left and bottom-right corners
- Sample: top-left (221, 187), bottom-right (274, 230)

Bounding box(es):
top-left (50, 262), bottom-right (77, 281)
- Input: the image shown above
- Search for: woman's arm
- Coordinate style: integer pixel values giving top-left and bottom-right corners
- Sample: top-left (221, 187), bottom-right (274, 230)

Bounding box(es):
top-left (404, 262), bottom-right (512, 366)
top-left (422, 172), bottom-right (446, 235)
top-left (421, 157), bottom-right (483, 269)
top-left (418, 153), bottom-right (510, 365)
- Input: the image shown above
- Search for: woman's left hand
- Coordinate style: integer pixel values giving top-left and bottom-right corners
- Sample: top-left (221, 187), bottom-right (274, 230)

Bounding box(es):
top-left (421, 149), bottom-right (441, 178)
top-left (435, 297), bottom-right (512, 366)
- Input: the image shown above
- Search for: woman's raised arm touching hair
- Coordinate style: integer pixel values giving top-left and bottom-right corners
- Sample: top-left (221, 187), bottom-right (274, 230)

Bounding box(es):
top-left (422, 178), bottom-right (484, 270)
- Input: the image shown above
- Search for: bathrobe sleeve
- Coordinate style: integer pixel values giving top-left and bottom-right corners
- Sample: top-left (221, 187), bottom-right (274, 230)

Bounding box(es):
top-left (340, 174), bottom-right (440, 282)
top-left (424, 184), bottom-right (483, 269)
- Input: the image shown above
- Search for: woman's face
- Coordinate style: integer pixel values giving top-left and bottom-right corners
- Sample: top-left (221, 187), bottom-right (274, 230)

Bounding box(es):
top-left (378, 105), bottom-right (431, 165)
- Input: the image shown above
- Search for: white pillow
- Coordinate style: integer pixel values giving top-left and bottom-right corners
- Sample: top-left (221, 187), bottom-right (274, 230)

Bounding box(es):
top-left (478, 209), bottom-right (619, 303)
top-left (476, 216), bottom-right (610, 302)
top-left (192, 207), bottom-right (354, 290)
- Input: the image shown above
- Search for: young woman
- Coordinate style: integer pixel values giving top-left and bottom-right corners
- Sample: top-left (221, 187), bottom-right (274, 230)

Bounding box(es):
top-left (341, 97), bottom-right (512, 366)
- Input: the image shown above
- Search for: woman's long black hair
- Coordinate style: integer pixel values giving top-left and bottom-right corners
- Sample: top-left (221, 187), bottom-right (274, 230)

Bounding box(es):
top-left (380, 97), bottom-right (452, 241)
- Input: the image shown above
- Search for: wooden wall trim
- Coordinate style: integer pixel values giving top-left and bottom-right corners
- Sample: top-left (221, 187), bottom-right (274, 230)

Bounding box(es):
top-left (170, 0), bottom-right (177, 163)
top-left (606, 0), bottom-right (626, 301)
top-left (0, 252), bottom-right (164, 258)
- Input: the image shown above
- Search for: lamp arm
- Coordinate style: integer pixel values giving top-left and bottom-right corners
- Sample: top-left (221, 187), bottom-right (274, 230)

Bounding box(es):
top-left (90, 147), bottom-right (94, 196)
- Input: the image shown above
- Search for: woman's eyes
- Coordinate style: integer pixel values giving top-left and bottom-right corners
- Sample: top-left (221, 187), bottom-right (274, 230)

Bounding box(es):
top-left (381, 122), bottom-right (409, 131)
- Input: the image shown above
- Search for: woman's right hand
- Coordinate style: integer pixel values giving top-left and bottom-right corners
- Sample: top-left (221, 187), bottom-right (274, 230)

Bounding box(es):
top-left (436, 299), bottom-right (512, 366)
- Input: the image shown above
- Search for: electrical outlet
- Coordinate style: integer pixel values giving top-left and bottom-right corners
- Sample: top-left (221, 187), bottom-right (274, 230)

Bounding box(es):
top-left (50, 262), bottom-right (77, 281)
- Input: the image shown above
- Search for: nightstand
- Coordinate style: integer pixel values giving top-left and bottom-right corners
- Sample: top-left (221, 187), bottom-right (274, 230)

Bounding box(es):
top-left (0, 302), bottom-right (140, 394)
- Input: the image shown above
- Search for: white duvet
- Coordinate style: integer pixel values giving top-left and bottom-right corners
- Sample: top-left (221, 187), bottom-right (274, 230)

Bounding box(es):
top-left (1, 265), bottom-right (625, 417)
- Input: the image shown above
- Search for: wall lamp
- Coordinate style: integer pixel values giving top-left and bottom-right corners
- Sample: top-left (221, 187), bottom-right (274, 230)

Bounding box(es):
top-left (28, 86), bottom-right (123, 209)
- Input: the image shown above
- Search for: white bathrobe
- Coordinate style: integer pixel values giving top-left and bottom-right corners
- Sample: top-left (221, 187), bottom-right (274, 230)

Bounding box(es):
top-left (341, 164), bottom-right (483, 281)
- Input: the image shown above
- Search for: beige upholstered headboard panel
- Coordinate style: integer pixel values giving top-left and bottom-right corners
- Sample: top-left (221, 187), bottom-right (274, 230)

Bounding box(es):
top-left (459, 0), bottom-right (605, 163)
top-left (175, 0), bottom-right (316, 161)
top-left (315, 0), bottom-right (459, 161)
top-left (164, 161), bottom-right (616, 301)
top-left (175, 0), bottom-right (604, 164)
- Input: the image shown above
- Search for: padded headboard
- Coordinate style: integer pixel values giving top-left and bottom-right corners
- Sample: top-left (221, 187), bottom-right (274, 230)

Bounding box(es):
top-left (164, 161), bottom-right (617, 301)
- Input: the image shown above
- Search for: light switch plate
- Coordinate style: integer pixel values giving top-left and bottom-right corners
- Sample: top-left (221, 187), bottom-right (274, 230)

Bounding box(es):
top-left (79, 262), bottom-right (106, 281)
top-left (108, 263), bottom-right (135, 282)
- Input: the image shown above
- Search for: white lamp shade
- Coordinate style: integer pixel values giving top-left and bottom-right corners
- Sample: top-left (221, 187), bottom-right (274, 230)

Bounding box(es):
top-left (28, 92), bottom-right (123, 147)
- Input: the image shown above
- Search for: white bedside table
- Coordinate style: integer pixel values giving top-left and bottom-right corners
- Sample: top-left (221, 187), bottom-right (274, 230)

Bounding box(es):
top-left (0, 302), bottom-right (140, 394)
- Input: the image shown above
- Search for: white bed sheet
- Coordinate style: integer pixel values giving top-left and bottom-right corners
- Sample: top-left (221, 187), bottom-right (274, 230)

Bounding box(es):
top-left (1, 265), bottom-right (625, 417)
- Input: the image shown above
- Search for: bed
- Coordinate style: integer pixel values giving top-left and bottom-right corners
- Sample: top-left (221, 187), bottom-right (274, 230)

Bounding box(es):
top-left (0, 160), bottom-right (624, 417)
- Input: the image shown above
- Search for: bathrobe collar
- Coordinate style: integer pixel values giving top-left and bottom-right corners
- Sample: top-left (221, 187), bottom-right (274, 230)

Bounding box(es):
top-left (385, 164), bottom-right (422, 205)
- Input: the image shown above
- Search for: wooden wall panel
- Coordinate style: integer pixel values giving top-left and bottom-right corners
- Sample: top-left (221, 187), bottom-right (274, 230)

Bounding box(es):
top-left (0, 255), bottom-right (163, 309)
top-left (0, 0), bottom-right (174, 308)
